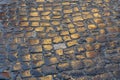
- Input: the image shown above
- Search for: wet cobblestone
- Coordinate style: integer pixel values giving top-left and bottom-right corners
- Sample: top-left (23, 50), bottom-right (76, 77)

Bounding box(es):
top-left (0, 0), bottom-right (120, 80)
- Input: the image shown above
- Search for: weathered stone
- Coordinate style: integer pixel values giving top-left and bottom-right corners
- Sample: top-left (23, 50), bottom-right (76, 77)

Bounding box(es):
top-left (45, 57), bottom-right (58, 65)
top-left (40, 75), bottom-right (53, 80)
top-left (42, 38), bottom-right (52, 44)
top-left (21, 62), bottom-right (30, 70)
top-left (105, 64), bottom-right (119, 72)
top-left (83, 59), bottom-right (94, 68)
top-left (71, 33), bottom-right (80, 39)
top-left (21, 70), bottom-right (31, 78)
top-left (85, 44), bottom-right (94, 51)
top-left (96, 35), bottom-right (107, 42)
top-left (88, 24), bottom-right (97, 30)
top-left (8, 54), bottom-right (17, 62)
top-left (67, 40), bottom-right (78, 47)
top-left (0, 72), bottom-right (10, 79)
top-left (12, 62), bottom-right (21, 71)
top-left (21, 54), bottom-right (31, 61)
top-left (63, 36), bottom-right (71, 41)
top-left (71, 60), bottom-right (83, 69)
top-left (31, 69), bottom-right (43, 77)
top-left (31, 54), bottom-right (43, 61)
top-left (86, 37), bottom-right (94, 43)
top-left (86, 51), bottom-right (97, 58)
top-left (113, 70), bottom-right (120, 78)
top-left (53, 36), bottom-right (63, 43)
top-left (60, 31), bottom-right (69, 36)
top-left (41, 65), bottom-right (57, 75)
top-left (43, 45), bottom-right (53, 51)
top-left (57, 62), bottom-right (71, 72)
top-left (53, 43), bottom-right (66, 50)
top-left (32, 60), bottom-right (44, 68)
top-left (55, 49), bottom-right (64, 55)
top-left (30, 45), bottom-right (42, 52)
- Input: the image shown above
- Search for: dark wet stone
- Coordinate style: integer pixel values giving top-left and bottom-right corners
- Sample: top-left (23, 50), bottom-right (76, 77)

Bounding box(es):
top-left (113, 70), bottom-right (120, 78)
top-left (68, 70), bottom-right (84, 78)
top-left (41, 65), bottom-right (58, 75)
top-left (31, 69), bottom-right (43, 77)
top-left (0, 54), bottom-right (6, 63)
top-left (8, 54), bottom-right (17, 62)
top-left (105, 64), bottom-right (119, 72)
top-left (21, 62), bottom-right (30, 70)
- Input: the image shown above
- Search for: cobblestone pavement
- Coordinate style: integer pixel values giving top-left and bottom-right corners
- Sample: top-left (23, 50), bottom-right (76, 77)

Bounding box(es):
top-left (0, 0), bottom-right (120, 80)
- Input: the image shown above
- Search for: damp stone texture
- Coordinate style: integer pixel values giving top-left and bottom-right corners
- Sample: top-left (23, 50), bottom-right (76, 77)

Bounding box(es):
top-left (0, 0), bottom-right (120, 80)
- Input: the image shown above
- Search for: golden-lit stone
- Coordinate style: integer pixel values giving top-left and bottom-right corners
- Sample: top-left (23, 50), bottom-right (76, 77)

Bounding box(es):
top-left (86, 37), bottom-right (94, 43)
top-left (37, 7), bottom-right (44, 11)
top-left (85, 44), bottom-right (94, 51)
top-left (41, 16), bottom-right (50, 20)
top-left (29, 38), bottom-right (39, 45)
top-left (63, 9), bottom-right (72, 13)
top-left (41, 11), bottom-right (51, 15)
top-left (93, 13), bottom-right (101, 17)
top-left (67, 40), bottom-right (78, 47)
top-left (36, 0), bottom-right (45, 2)
top-left (88, 24), bottom-right (97, 30)
top-left (73, 16), bottom-right (83, 21)
top-left (31, 54), bottom-right (43, 61)
top-left (86, 51), bottom-right (97, 58)
top-left (74, 21), bottom-right (84, 27)
top-left (53, 36), bottom-right (63, 43)
top-left (51, 21), bottom-right (60, 25)
top-left (22, 54), bottom-right (31, 61)
top-left (60, 31), bottom-right (69, 36)
top-left (20, 22), bottom-right (29, 27)
top-left (100, 29), bottom-right (106, 34)
top-left (71, 33), bottom-right (80, 39)
top-left (68, 23), bottom-right (74, 28)
top-left (30, 12), bottom-right (39, 16)
top-left (91, 8), bottom-right (99, 12)
top-left (29, 17), bottom-right (40, 21)
top-left (31, 22), bottom-right (39, 26)
top-left (52, 11), bottom-right (61, 15)
top-left (69, 28), bottom-right (76, 33)
top-left (62, 2), bottom-right (70, 5)
top-left (42, 39), bottom-right (52, 44)
top-left (94, 43), bottom-right (101, 50)
top-left (21, 70), bottom-right (31, 77)
top-left (35, 27), bottom-right (44, 31)
top-left (46, 27), bottom-right (54, 32)
top-left (40, 22), bottom-right (50, 26)
top-left (94, 18), bottom-right (103, 23)
top-left (20, 16), bottom-right (27, 21)
top-left (73, 7), bottom-right (79, 12)
top-left (76, 55), bottom-right (85, 59)
top-left (98, 23), bottom-right (106, 28)
top-left (63, 36), bottom-right (71, 41)
top-left (13, 62), bottom-right (21, 71)
top-left (43, 45), bottom-right (53, 50)
top-left (72, 12), bottom-right (81, 16)
top-left (56, 49), bottom-right (63, 55)
top-left (33, 61), bottom-right (44, 67)
top-left (77, 27), bottom-right (86, 32)
top-left (40, 75), bottom-right (52, 80)
top-left (49, 57), bottom-right (58, 64)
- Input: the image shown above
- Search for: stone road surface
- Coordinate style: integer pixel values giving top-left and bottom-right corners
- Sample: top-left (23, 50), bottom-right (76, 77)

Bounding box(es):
top-left (0, 0), bottom-right (120, 80)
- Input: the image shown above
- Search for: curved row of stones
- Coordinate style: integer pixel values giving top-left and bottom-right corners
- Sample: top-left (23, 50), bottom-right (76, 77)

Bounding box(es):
top-left (0, 0), bottom-right (120, 80)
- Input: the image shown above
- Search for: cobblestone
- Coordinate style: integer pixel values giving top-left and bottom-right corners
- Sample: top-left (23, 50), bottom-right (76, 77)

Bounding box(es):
top-left (0, 0), bottom-right (120, 79)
